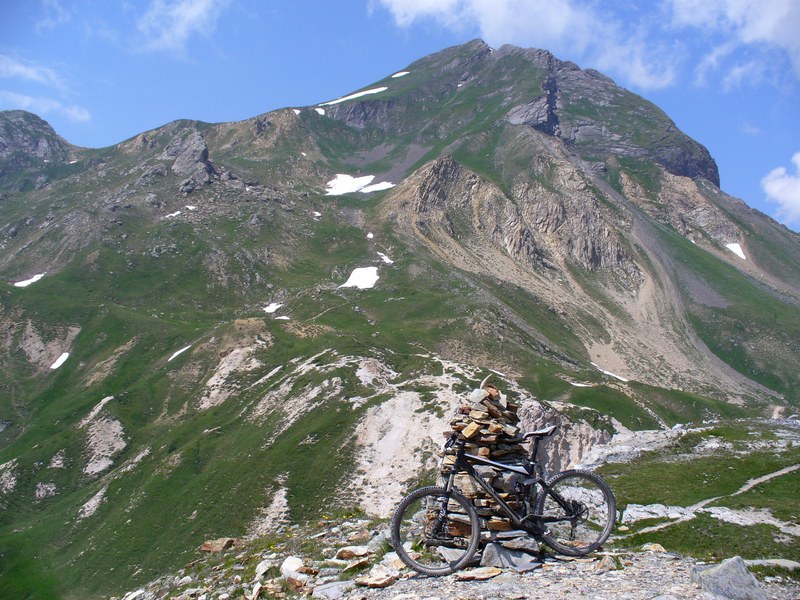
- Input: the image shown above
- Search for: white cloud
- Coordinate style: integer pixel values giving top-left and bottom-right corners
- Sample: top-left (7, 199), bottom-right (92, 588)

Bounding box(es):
top-left (0, 90), bottom-right (90, 122)
top-left (376, 0), bottom-right (800, 90)
top-left (761, 152), bottom-right (800, 226)
top-left (375, 0), bottom-right (678, 90)
top-left (0, 55), bottom-right (61, 87)
top-left (137, 0), bottom-right (232, 55)
top-left (35, 0), bottom-right (71, 33)
top-left (667, 0), bottom-right (800, 78)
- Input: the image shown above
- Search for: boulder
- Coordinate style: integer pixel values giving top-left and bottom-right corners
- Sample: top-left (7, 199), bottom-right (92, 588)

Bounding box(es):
top-left (279, 555), bottom-right (310, 585)
top-left (690, 556), bottom-right (767, 600)
top-left (480, 542), bottom-right (541, 573)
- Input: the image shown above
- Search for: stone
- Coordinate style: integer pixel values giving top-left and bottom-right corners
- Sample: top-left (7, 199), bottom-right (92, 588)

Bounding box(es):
top-left (500, 536), bottom-right (539, 554)
top-left (640, 543), bottom-right (667, 552)
top-left (280, 556), bottom-right (304, 576)
top-left (341, 557), bottom-right (371, 572)
top-left (487, 517), bottom-right (513, 531)
top-left (311, 580), bottom-right (355, 599)
top-left (461, 421), bottom-right (481, 438)
top-left (255, 559), bottom-right (275, 579)
top-left (334, 544), bottom-right (371, 559)
top-left (690, 556), bottom-right (767, 600)
top-left (379, 551), bottom-right (408, 571)
top-left (454, 566), bottom-right (503, 580)
top-left (198, 537), bottom-right (239, 552)
top-left (249, 582), bottom-right (262, 600)
top-left (594, 554), bottom-right (621, 573)
top-left (480, 542), bottom-right (542, 573)
top-left (280, 555), bottom-right (310, 586)
top-left (367, 528), bottom-right (391, 553)
top-left (355, 568), bottom-right (398, 588)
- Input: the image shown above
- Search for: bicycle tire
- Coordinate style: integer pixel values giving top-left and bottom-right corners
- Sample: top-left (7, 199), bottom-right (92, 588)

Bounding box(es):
top-left (390, 486), bottom-right (481, 576)
top-left (534, 469), bottom-right (616, 556)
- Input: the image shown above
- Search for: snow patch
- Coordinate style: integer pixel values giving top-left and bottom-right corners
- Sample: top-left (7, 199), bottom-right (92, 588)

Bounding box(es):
top-left (185, 205), bottom-right (197, 211)
top-left (263, 303), bottom-right (283, 314)
top-left (13, 272), bottom-right (46, 287)
top-left (360, 181), bottom-right (396, 193)
top-left (168, 344), bottom-right (192, 362)
top-left (391, 71), bottom-right (410, 78)
top-left (570, 382), bottom-right (593, 387)
top-left (50, 352), bottom-right (69, 370)
top-left (325, 174), bottom-right (374, 195)
top-left (340, 267), bottom-right (379, 289)
top-left (164, 211), bottom-right (181, 218)
top-left (324, 174), bottom-right (395, 195)
top-left (314, 107), bottom-right (325, 115)
top-left (377, 252), bottom-right (394, 265)
top-left (367, 232), bottom-right (374, 239)
top-left (320, 86), bottom-right (388, 106)
top-left (274, 315), bottom-right (291, 320)
top-left (591, 361), bottom-right (630, 382)
top-left (292, 109), bottom-right (300, 115)
top-left (726, 242), bottom-right (746, 260)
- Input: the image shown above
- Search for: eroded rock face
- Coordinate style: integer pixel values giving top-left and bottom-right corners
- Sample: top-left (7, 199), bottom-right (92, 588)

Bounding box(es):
top-left (517, 400), bottom-right (612, 475)
top-left (398, 155), bottom-right (642, 289)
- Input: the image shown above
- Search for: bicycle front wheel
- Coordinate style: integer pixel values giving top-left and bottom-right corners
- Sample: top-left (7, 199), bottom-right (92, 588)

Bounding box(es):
top-left (534, 469), bottom-right (616, 556)
top-left (390, 486), bottom-right (480, 576)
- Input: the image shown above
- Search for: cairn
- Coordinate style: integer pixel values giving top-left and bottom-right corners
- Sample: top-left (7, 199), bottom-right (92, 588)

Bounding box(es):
top-left (442, 377), bottom-right (530, 532)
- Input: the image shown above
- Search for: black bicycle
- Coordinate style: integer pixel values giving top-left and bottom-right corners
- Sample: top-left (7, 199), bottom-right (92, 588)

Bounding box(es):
top-left (390, 424), bottom-right (616, 575)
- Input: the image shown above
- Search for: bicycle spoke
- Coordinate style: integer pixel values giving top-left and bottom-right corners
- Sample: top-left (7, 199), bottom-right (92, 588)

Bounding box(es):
top-left (536, 470), bottom-right (615, 556)
top-left (391, 487), bottom-right (480, 575)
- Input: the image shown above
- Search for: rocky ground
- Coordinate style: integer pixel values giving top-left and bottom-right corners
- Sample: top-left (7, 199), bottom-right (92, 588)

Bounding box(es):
top-left (117, 517), bottom-right (800, 600)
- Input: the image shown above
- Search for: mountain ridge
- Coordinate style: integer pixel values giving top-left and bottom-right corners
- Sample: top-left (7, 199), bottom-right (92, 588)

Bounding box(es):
top-left (0, 39), bottom-right (799, 598)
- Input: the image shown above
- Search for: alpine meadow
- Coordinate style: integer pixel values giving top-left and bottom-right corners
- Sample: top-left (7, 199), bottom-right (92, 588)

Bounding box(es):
top-left (1, 41), bottom-right (799, 599)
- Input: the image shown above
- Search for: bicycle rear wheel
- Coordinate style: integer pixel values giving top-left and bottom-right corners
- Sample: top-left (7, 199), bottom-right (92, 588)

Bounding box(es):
top-left (390, 486), bottom-right (480, 576)
top-left (534, 469), bottom-right (616, 556)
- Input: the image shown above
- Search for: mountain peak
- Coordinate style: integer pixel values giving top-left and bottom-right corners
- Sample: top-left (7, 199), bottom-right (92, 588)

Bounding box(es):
top-left (0, 109), bottom-right (74, 175)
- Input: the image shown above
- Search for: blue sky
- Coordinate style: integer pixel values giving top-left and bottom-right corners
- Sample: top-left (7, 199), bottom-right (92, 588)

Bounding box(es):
top-left (1, 1), bottom-right (799, 230)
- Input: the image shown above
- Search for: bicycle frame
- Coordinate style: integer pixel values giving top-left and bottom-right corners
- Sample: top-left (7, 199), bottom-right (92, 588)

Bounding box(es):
top-left (443, 437), bottom-right (575, 534)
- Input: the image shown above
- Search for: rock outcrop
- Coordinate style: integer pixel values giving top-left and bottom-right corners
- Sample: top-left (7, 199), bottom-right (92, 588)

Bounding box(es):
top-left (162, 130), bottom-right (216, 193)
top-left (0, 110), bottom-right (73, 170)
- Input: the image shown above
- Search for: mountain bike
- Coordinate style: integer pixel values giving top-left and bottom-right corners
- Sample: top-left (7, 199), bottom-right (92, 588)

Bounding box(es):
top-left (390, 424), bottom-right (616, 575)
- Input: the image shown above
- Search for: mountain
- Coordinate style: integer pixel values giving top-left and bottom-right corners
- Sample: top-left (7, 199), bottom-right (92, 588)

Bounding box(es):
top-left (1, 40), bottom-right (799, 598)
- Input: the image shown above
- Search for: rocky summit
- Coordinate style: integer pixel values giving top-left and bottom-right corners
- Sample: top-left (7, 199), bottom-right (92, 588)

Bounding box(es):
top-left (0, 40), bottom-right (799, 599)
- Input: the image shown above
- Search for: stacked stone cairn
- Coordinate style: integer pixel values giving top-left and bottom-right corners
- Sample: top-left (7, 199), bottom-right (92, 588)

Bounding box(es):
top-left (441, 379), bottom-right (530, 535)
